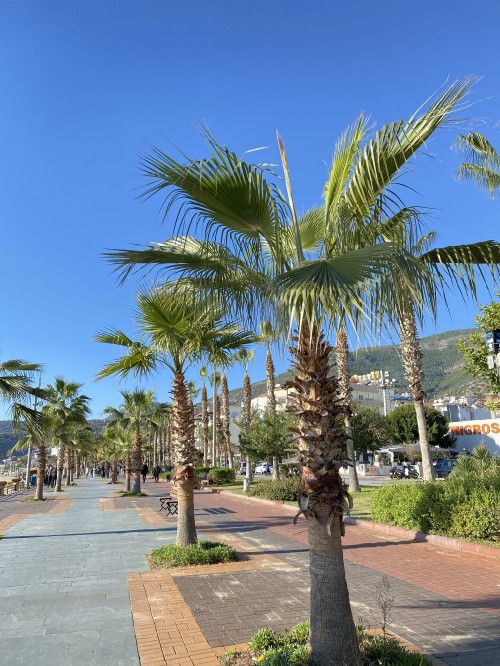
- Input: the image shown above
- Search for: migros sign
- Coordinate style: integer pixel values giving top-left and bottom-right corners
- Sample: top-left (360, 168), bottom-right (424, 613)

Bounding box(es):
top-left (450, 421), bottom-right (500, 436)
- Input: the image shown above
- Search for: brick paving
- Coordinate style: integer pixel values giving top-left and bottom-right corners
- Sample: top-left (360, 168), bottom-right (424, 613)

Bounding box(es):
top-left (1, 478), bottom-right (499, 665)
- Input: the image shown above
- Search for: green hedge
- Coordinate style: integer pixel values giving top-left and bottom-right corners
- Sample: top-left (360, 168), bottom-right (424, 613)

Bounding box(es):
top-left (250, 478), bottom-right (300, 502)
top-left (372, 480), bottom-right (500, 542)
top-left (209, 467), bottom-right (236, 484)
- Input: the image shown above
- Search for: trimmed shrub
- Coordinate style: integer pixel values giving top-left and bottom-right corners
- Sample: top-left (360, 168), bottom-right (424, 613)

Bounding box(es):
top-left (449, 488), bottom-right (500, 542)
top-left (149, 539), bottom-right (238, 568)
top-left (195, 466), bottom-right (210, 475)
top-left (159, 471), bottom-right (171, 480)
top-left (372, 479), bottom-right (500, 542)
top-left (250, 478), bottom-right (300, 502)
top-left (209, 467), bottom-right (236, 484)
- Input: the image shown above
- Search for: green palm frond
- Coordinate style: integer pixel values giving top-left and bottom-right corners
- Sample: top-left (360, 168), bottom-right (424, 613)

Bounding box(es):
top-left (140, 132), bottom-right (284, 248)
top-left (420, 240), bottom-right (500, 300)
top-left (324, 114), bottom-right (370, 217)
top-left (345, 77), bottom-right (476, 219)
top-left (96, 339), bottom-right (159, 380)
top-left (455, 164), bottom-right (500, 197)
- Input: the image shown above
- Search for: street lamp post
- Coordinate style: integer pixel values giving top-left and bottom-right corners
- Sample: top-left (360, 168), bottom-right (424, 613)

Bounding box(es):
top-left (379, 370), bottom-right (395, 417)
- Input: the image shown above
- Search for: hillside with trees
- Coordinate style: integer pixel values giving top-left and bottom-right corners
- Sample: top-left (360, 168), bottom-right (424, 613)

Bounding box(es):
top-left (0, 327), bottom-right (485, 460)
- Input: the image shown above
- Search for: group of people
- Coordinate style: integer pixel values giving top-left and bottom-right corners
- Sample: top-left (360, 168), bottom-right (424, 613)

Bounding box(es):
top-left (141, 463), bottom-right (162, 482)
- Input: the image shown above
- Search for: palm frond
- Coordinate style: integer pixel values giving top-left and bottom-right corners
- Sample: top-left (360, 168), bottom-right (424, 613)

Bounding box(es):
top-left (345, 77), bottom-right (476, 219)
top-left (420, 240), bottom-right (500, 300)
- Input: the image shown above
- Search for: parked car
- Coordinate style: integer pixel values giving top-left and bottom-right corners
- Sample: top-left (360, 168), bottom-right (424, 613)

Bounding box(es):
top-left (255, 462), bottom-right (272, 475)
top-left (434, 459), bottom-right (457, 478)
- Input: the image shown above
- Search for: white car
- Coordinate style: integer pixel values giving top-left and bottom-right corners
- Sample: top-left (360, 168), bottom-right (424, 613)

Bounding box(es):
top-left (255, 462), bottom-right (271, 474)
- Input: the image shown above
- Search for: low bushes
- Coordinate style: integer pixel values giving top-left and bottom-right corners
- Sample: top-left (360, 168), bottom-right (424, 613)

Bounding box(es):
top-left (209, 467), bottom-right (236, 484)
top-left (250, 477), bottom-right (300, 502)
top-left (149, 539), bottom-right (238, 568)
top-left (221, 621), bottom-right (432, 665)
top-left (372, 478), bottom-right (500, 543)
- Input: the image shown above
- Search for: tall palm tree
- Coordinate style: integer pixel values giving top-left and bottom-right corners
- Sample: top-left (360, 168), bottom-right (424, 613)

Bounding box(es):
top-left (105, 79), bottom-right (478, 665)
top-left (44, 378), bottom-right (90, 491)
top-left (234, 348), bottom-right (254, 484)
top-left (260, 321), bottom-right (281, 478)
top-left (199, 366), bottom-right (210, 465)
top-left (97, 288), bottom-right (254, 545)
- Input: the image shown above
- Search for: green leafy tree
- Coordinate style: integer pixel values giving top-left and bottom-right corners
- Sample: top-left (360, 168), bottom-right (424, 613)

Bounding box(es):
top-left (350, 404), bottom-right (391, 456)
top-left (457, 291), bottom-right (500, 414)
top-left (239, 410), bottom-right (295, 465)
top-left (386, 404), bottom-right (455, 449)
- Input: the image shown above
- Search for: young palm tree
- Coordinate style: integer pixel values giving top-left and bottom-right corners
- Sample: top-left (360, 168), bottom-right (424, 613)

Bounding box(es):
top-left (106, 79), bottom-right (479, 665)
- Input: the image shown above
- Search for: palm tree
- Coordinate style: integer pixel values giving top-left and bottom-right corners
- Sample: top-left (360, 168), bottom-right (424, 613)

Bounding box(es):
top-left (454, 133), bottom-right (500, 197)
top-left (234, 348), bottom-right (254, 484)
top-left (109, 390), bottom-right (156, 492)
top-left (260, 321), bottom-right (282, 478)
top-left (44, 378), bottom-right (90, 491)
top-left (105, 79), bottom-right (479, 665)
top-left (199, 366), bottom-right (210, 465)
top-left (0, 359), bottom-right (44, 433)
top-left (97, 287), bottom-right (254, 545)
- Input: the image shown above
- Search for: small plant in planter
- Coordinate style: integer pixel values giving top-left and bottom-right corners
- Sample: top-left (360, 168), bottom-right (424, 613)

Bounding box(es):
top-left (117, 491), bottom-right (148, 497)
top-left (149, 539), bottom-right (238, 568)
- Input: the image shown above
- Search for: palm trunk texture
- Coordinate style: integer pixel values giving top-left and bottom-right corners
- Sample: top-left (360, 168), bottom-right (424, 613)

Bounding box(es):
top-left (201, 384), bottom-right (209, 466)
top-left (125, 454), bottom-right (131, 492)
top-left (286, 326), bottom-right (360, 666)
top-left (221, 374), bottom-right (232, 468)
top-left (399, 306), bottom-right (435, 480)
top-left (335, 328), bottom-right (361, 492)
top-left (266, 348), bottom-right (280, 480)
top-left (56, 445), bottom-right (64, 492)
top-left (132, 427), bottom-right (142, 493)
top-left (35, 442), bottom-right (46, 501)
top-left (171, 370), bottom-right (197, 545)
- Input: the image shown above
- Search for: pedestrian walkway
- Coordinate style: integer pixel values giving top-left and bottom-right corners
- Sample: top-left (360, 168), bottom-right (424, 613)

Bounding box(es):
top-left (0, 478), bottom-right (177, 665)
top-left (0, 478), bottom-right (499, 665)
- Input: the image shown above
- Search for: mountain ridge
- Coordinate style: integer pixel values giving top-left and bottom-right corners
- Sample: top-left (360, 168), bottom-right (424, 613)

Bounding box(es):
top-left (1, 327), bottom-right (483, 460)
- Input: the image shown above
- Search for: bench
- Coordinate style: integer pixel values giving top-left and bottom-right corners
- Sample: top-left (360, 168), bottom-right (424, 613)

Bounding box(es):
top-left (159, 496), bottom-right (178, 515)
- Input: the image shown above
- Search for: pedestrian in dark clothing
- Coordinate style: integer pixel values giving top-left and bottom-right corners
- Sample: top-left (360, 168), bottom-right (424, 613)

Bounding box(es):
top-left (153, 465), bottom-right (160, 482)
top-left (141, 463), bottom-right (148, 483)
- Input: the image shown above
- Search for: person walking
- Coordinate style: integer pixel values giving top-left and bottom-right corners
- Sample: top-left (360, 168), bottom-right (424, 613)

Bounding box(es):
top-left (153, 465), bottom-right (160, 482)
top-left (141, 462), bottom-right (148, 483)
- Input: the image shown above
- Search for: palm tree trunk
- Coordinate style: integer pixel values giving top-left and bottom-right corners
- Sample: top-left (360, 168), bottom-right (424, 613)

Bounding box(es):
top-left (172, 370), bottom-right (197, 545)
top-left (132, 426), bottom-right (142, 493)
top-left (76, 454), bottom-right (81, 478)
top-left (201, 384), bottom-right (209, 466)
top-left (56, 445), bottom-right (64, 492)
top-left (399, 305), bottom-right (435, 480)
top-left (309, 505), bottom-right (360, 666)
top-left (221, 374), bottom-right (232, 468)
top-left (112, 458), bottom-right (118, 483)
top-left (125, 454), bottom-right (131, 492)
top-left (286, 326), bottom-right (360, 665)
top-left (65, 447), bottom-right (71, 487)
top-left (35, 442), bottom-right (46, 501)
top-left (335, 328), bottom-right (361, 492)
top-left (212, 367), bottom-right (217, 466)
top-left (215, 393), bottom-right (221, 466)
top-left (265, 347), bottom-right (280, 480)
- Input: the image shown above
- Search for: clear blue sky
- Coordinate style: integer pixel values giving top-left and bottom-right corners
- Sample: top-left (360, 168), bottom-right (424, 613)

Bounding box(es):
top-left (1, 0), bottom-right (500, 418)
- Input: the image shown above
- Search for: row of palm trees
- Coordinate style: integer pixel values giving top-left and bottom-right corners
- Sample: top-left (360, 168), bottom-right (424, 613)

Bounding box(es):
top-left (96, 78), bottom-right (500, 666)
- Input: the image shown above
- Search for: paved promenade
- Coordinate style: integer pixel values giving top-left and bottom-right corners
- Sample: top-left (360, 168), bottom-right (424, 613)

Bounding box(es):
top-left (0, 477), bottom-right (499, 665)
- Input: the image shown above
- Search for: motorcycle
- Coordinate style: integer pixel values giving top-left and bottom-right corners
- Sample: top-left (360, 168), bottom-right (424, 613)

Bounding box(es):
top-left (390, 465), bottom-right (419, 480)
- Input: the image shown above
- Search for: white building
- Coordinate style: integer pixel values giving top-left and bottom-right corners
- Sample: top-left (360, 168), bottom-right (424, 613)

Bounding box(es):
top-left (449, 418), bottom-right (500, 456)
top-left (433, 397), bottom-right (492, 423)
top-left (251, 382), bottom-right (394, 417)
